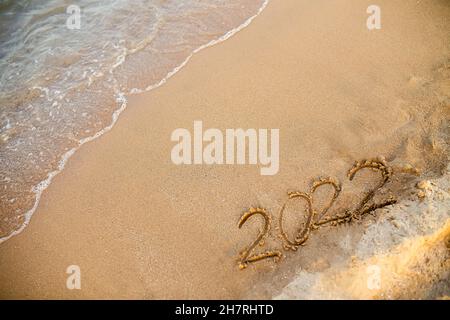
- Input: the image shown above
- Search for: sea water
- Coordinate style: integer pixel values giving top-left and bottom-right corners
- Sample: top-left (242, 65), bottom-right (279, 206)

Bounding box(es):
top-left (0, 0), bottom-right (268, 241)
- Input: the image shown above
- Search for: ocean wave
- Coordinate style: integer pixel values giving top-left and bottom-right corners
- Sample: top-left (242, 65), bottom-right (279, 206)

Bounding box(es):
top-left (0, 0), bottom-right (269, 243)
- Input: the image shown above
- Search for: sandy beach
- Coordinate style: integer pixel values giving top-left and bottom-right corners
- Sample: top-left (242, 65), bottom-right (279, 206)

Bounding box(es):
top-left (0, 0), bottom-right (449, 299)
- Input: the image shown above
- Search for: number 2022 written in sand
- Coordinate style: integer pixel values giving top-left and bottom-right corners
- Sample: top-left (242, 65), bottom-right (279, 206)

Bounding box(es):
top-left (237, 157), bottom-right (403, 270)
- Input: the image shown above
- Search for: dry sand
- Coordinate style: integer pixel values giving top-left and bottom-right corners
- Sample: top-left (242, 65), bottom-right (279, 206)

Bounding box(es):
top-left (0, 0), bottom-right (449, 299)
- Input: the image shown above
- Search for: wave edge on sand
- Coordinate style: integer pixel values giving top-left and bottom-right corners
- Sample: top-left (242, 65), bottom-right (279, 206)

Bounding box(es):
top-left (0, 0), bottom-right (270, 244)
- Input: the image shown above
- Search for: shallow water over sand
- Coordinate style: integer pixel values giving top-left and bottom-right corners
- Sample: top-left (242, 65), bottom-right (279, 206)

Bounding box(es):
top-left (0, 0), bottom-right (267, 241)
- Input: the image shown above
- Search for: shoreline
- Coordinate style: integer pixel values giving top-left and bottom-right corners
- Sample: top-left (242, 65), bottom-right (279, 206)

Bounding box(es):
top-left (0, 0), bottom-right (449, 299)
top-left (0, 0), bottom-right (270, 244)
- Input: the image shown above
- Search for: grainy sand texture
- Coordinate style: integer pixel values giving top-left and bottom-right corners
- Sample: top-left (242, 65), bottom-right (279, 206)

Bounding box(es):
top-left (0, 0), bottom-right (449, 299)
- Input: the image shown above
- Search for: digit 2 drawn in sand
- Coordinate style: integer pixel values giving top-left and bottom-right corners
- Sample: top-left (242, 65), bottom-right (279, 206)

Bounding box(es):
top-left (237, 157), bottom-right (403, 269)
top-left (238, 207), bottom-right (282, 270)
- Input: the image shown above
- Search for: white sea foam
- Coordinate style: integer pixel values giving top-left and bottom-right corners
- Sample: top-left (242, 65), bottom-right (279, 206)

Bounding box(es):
top-left (0, 0), bottom-right (270, 243)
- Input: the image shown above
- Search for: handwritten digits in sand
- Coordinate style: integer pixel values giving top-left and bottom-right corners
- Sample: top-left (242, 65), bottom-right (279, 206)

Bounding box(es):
top-left (238, 207), bottom-right (282, 270)
top-left (237, 158), bottom-right (400, 270)
top-left (278, 191), bottom-right (314, 251)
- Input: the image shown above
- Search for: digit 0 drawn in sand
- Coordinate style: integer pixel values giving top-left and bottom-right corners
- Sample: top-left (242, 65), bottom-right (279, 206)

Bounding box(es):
top-left (237, 157), bottom-right (407, 270)
top-left (278, 191), bottom-right (314, 251)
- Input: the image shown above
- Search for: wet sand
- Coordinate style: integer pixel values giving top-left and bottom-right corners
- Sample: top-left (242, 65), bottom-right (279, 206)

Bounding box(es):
top-left (0, 0), bottom-right (449, 299)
